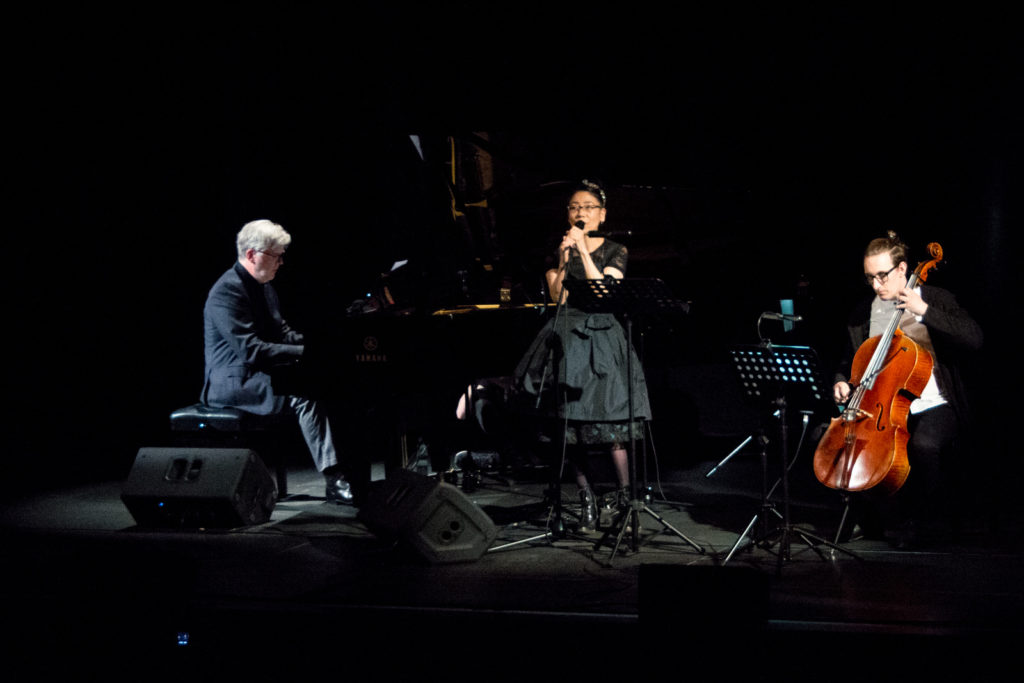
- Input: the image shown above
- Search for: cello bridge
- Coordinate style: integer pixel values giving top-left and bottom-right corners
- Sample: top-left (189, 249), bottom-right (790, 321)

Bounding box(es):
top-left (843, 407), bottom-right (873, 422)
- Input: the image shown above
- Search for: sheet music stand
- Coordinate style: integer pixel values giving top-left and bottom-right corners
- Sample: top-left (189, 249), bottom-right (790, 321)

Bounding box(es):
top-left (564, 278), bottom-right (702, 564)
top-left (722, 344), bottom-right (858, 570)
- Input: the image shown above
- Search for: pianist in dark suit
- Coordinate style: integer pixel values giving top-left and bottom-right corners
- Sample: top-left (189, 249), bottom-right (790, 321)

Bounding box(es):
top-left (201, 219), bottom-right (353, 504)
top-left (513, 179), bottom-right (651, 531)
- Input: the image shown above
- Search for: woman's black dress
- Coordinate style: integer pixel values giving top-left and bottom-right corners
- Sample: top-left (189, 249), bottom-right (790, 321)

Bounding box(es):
top-left (512, 240), bottom-right (651, 445)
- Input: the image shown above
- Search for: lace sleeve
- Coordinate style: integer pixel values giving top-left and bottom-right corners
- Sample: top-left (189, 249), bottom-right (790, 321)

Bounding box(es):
top-left (604, 242), bottom-right (628, 276)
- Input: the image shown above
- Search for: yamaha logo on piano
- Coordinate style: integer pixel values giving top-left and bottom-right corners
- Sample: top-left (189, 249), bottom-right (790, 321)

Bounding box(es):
top-left (357, 335), bottom-right (388, 363)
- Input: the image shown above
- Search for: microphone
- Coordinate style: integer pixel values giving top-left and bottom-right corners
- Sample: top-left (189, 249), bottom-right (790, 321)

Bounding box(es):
top-left (586, 230), bottom-right (633, 239)
top-left (760, 312), bottom-right (803, 322)
top-left (563, 220), bottom-right (587, 251)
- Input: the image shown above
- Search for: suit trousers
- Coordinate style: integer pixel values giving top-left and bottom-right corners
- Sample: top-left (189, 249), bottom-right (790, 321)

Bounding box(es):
top-left (290, 396), bottom-right (338, 473)
top-left (902, 403), bottom-right (959, 523)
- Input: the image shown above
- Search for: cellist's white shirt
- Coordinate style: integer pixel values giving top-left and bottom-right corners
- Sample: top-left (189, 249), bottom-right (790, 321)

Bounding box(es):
top-left (911, 374), bottom-right (946, 414)
top-left (869, 288), bottom-right (947, 415)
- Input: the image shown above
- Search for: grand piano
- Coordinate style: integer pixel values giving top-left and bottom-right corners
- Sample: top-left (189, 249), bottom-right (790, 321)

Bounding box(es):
top-left (271, 133), bottom-right (696, 474)
top-left (275, 256), bottom-right (563, 475)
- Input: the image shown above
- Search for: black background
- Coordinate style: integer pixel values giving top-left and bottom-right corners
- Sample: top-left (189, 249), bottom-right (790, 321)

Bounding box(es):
top-left (7, 5), bottom-right (1019, 493)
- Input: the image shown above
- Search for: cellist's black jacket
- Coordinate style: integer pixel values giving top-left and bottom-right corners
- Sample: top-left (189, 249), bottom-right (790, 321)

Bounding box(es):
top-left (834, 285), bottom-right (983, 426)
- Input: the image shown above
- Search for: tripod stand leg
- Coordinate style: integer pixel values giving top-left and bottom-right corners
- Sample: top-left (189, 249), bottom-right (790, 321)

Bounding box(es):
top-left (723, 513), bottom-right (760, 565)
top-left (776, 526), bottom-right (792, 573)
top-left (610, 509), bottom-right (635, 560)
top-left (641, 504), bottom-right (704, 553)
top-left (833, 494), bottom-right (852, 545)
top-left (543, 480), bottom-right (568, 538)
top-left (486, 471), bottom-right (588, 553)
top-left (593, 501), bottom-right (639, 566)
top-left (793, 526), bottom-right (863, 561)
top-left (488, 531), bottom-right (553, 553)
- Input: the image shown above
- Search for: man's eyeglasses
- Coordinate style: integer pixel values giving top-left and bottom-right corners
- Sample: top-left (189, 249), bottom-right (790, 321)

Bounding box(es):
top-left (567, 203), bottom-right (602, 212)
top-left (259, 250), bottom-right (286, 262)
top-left (864, 264), bottom-right (898, 286)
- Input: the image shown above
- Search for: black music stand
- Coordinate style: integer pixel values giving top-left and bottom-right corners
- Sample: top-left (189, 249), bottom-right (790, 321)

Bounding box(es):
top-left (564, 278), bottom-right (702, 564)
top-left (720, 344), bottom-right (858, 571)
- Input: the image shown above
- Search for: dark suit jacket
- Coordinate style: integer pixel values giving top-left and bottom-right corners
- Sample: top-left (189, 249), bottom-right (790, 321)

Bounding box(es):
top-left (835, 284), bottom-right (983, 425)
top-left (201, 262), bottom-right (304, 415)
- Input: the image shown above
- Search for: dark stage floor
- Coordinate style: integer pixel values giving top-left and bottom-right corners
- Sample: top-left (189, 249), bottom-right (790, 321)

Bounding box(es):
top-left (2, 439), bottom-right (1021, 681)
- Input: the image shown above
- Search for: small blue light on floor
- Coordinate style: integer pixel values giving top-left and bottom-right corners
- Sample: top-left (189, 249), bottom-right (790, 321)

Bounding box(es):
top-left (177, 632), bottom-right (190, 646)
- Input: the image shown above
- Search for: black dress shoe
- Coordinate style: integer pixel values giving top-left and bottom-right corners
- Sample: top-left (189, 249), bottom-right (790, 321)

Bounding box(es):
top-left (888, 520), bottom-right (921, 550)
top-left (325, 476), bottom-right (354, 504)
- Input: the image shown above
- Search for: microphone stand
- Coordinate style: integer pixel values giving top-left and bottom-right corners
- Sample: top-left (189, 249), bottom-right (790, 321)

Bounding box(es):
top-left (533, 220), bottom-right (586, 410)
top-left (494, 244), bottom-right (581, 550)
top-left (564, 277), bottom-right (703, 565)
top-left (532, 253), bottom-right (575, 539)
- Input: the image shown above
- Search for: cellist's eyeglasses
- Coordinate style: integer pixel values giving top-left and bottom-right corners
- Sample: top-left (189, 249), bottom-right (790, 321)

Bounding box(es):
top-left (864, 264), bottom-right (899, 286)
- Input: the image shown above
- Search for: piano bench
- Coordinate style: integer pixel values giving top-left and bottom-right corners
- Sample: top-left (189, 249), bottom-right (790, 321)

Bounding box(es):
top-left (169, 403), bottom-right (292, 498)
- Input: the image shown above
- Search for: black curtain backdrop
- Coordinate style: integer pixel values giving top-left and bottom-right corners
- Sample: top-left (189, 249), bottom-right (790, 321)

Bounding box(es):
top-left (7, 6), bottom-right (1020, 494)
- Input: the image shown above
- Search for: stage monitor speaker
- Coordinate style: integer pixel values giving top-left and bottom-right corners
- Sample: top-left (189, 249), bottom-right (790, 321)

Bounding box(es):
top-left (358, 469), bottom-right (497, 564)
top-left (121, 447), bottom-right (277, 528)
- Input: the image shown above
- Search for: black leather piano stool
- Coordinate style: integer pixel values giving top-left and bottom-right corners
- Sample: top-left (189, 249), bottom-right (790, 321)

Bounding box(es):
top-left (168, 403), bottom-right (292, 498)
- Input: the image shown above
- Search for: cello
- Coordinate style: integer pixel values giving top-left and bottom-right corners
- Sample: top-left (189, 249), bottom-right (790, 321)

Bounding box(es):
top-left (813, 242), bottom-right (944, 495)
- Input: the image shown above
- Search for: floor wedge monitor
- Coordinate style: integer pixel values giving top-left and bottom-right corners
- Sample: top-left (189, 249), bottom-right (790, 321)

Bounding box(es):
top-left (359, 469), bottom-right (496, 563)
top-left (121, 447), bottom-right (277, 528)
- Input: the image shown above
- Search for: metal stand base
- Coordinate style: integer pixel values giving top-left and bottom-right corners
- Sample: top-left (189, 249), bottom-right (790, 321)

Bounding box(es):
top-left (721, 402), bottom-right (861, 571)
top-left (724, 503), bottom-right (861, 568)
top-left (487, 479), bottom-right (590, 553)
top-left (594, 496), bottom-right (704, 566)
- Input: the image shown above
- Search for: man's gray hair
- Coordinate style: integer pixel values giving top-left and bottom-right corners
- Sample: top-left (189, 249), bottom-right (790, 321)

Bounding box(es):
top-left (236, 219), bottom-right (292, 260)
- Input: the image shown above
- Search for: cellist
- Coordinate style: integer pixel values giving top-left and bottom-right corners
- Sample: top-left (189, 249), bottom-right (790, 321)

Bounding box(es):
top-left (832, 231), bottom-right (983, 548)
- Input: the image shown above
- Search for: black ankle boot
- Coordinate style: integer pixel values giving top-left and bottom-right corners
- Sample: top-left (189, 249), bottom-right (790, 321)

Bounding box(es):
top-left (617, 486), bottom-right (630, 507)
top-left (579, 486), bottom-right (598, 531)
